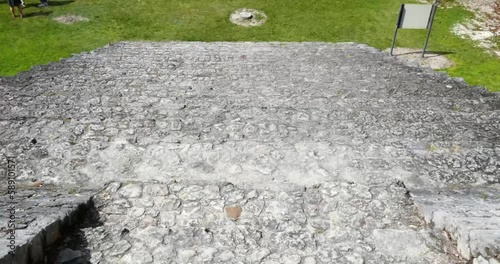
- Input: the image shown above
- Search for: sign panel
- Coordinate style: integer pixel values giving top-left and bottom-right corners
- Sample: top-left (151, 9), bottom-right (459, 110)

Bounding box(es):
top-left (399, 4), bottom-right (434, 29)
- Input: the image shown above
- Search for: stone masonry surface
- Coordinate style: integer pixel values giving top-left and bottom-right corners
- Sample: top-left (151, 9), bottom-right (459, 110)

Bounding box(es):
top-left (84, 180), bottom-right (452, 264)
top-left (0, 42), bottom-right (499, 263)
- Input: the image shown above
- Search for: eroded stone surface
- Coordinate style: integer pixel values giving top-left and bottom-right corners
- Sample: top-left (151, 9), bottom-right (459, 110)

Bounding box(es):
top-left (412, 188), bottom-right (500, 262)
top-left (1, 42), bottom-right (499, 262)
top-left (82, 180), bottom-right (454, 263)
top-left (1, 42), bottom-right (499, 191)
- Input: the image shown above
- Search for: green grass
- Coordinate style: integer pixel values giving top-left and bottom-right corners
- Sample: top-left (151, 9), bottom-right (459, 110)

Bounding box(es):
top-left (1, 0), bottom-right (499, 91)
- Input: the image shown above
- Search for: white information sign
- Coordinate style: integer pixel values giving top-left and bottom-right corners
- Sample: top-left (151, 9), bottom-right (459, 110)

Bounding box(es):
top-left (399, 4), bottom-right (434, 29)
top-left (390, 3), bottom-right (438, 57)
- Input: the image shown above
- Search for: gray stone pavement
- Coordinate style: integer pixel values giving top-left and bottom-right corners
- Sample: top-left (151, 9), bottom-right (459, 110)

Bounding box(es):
top-left (83, 180), bottom-right (453, 264)
top-left (0, 42), bottom-right (499, 263)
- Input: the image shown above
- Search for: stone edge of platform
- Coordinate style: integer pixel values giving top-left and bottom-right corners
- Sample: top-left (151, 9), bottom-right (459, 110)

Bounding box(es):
top-left (0, 194), bottom-right (95, 264)
top-left (411, 186), bottom-right (500, 264)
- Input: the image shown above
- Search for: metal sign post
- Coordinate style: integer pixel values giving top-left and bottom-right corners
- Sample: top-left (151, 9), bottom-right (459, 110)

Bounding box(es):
top-left (390, 0), bottom-right (439, 58)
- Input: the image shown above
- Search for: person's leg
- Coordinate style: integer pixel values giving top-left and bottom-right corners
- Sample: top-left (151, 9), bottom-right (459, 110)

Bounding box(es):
top-left (17, 5), bottom-right (23, 18)
top-left (9, 6), bottom-right (16, 17)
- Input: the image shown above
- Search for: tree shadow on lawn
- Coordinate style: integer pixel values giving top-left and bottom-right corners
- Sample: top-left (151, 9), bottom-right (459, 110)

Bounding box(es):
top-left (23, 11), bottom-right (53, 17)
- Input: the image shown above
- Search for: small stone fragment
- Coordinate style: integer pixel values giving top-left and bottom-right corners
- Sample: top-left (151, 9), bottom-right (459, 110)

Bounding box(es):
top-left (218, 250), bottom-right (236, 262)
top-left (74, 125), bottom-right (85, 135)
top-left (240, 12), bottom-right (253, 19)
top-left (246, 190), bottom-right (258, 199)
top-left (178, 249), bottom-right (197, 262)
top-left (144, 184), bottom-right (169, 196)
top-left (248, 248), bottom-right (271, 263)
top-left (131, 250), bottom-right (153, 263)
top-left (346, 254), bottom-right (364, 264)
top-left (118, 183), bottom-right (142, 198)
top-left (488, 257), bottom-right (500, 264)
top-left (109, 240), bottom-right (131, 256)
top-left (105, 182), bottom-right (121, 194)
top-left (129, 207), bottom-right (145, 217)
top-left (302, 256), bottom-right (317, 264)
top-left (89, 251), bottom-right (102, 263)
top-left (225, 206), bottom-right (242, 221)
top-left (473, 256), bottom-right (489, 264)
top-left (199, 247), bottom-right (218, 262)
top-left (282, 255), bottom-right (301, 264)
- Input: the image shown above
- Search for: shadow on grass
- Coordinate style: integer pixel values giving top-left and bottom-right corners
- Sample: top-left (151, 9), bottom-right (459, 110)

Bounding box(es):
top-left (23, 0), bottom-right (74, 8)
top-left (24, 3), bottom-right (40, 8)
top-left (393, 50), bottom-right (455, 58)
top-left (46, 0), bottom-right (75, 6)
top-left (23, 11), bottom-right (53, 17)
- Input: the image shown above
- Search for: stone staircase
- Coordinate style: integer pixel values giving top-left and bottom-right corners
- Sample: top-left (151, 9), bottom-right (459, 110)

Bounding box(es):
top-left (0, 42), bottom-right (499, 263)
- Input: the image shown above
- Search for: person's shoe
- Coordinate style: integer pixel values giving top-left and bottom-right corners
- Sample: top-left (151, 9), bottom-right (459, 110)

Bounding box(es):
top-left (38, 3), bottom-right (48, 7)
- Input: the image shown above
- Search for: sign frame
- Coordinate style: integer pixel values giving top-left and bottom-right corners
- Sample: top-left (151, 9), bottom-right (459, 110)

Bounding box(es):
top-left (390, 2), bottom-right (438, 58)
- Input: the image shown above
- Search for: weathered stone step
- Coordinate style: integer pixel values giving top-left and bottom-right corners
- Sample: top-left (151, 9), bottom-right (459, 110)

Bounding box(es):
top-left (0, 187), bottom-right (94, 264)
top-left (3, 106), bottom-right (500, 136)
top-left (411, 187), bottom-right (500, 263)
top-left (4, 112), bottom-right (499, 146)
top-left (2, 82), bottom-right (498, 111)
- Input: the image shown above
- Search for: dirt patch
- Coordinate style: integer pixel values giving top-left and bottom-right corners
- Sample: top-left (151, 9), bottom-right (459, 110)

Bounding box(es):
top-left (447, 0), bottom-right (499, 57)
top-left (455, 0), bottom-right (498, 15)
top-left (229, 8), bottom-right (267, 27)
top-left (385, 47), bottom-right (455, 69)
top-left (452, 21), bottom-right (496, 47)
top-left (53, 14), bottom-right (89, 25)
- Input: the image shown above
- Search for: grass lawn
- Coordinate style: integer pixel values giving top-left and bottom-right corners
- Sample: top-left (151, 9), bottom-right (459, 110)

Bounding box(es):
top-left (1, 0), bottom-right (499, 91)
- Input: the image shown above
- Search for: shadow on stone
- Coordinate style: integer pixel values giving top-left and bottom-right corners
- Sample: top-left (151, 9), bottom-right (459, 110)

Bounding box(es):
top-left (45, 199), bottom-right (102, 264)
